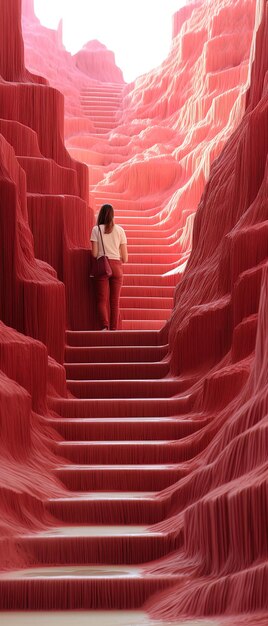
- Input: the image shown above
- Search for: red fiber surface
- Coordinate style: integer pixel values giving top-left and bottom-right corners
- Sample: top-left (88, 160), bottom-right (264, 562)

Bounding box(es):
top-left (0, 0), bottom-right (267, 622)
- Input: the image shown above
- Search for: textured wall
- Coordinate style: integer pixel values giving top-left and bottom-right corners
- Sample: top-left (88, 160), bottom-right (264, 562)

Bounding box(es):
top-left (0, 0), bottom-right (267, 622)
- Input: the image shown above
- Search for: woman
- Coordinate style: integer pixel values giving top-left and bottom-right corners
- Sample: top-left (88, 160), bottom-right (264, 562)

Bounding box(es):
top-left (91, 204), bottom-right (128, 330)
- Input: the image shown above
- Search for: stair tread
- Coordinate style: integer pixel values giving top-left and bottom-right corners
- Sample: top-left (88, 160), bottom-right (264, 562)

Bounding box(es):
top-left (56, 463), bottom-right (178, 469)
top-left (0, 565), bottom-right (177, 580)
top-left (49, 492), bottom-right (157, 502)
top-left (57, 440), bottom-right (171, 446)
top-left (23, 525), bottom-right (163, 538)
top-left (52, 418), bottom-right (178, 424)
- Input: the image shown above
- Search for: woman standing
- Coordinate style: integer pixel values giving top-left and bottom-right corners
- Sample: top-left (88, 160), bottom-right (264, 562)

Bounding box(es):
top-left (90, 204), bottom-right (128, 330)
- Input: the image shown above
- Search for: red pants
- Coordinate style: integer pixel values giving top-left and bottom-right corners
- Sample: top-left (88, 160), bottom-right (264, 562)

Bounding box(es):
top-left (95, 260), bottom-right (123, 330)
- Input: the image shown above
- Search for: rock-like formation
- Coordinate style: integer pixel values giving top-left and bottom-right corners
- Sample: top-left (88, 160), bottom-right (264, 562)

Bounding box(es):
top-left (145, 0), bottom-right (268, 620)
top-left (73, 40), bottom-right (125, 84)
top-left (0, 0), bottom-right (93, 571)
top-left (22, 0), bottom-right (125, 117)
top-left (0, 0), bottom-right (267, 623)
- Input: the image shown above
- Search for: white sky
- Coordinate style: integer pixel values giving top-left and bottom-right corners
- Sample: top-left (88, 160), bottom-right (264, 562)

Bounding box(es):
top-left (34, 0), bottom-right (185, 82)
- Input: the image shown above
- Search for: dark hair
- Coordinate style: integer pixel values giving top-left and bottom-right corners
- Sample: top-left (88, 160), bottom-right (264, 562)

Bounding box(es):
top-left (97, 204), bottom-right (114, 234)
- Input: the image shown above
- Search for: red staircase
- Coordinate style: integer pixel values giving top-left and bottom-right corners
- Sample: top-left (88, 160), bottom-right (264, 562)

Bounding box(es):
top-left (0, 88), bottom-right (185, 613)
top-left (0, 330), bottom-right (196, 610)
top-left (80, 83), bottom-right (125, 134)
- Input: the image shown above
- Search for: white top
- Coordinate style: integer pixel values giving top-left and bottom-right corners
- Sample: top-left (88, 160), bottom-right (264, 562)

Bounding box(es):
top-left (90, 224), bottom-right (127, 260)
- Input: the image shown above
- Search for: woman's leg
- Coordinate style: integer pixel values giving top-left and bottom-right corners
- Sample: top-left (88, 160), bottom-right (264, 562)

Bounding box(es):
top-left (109, 261), bottom-right (123, 330)
top-left (95, 276), bottom-right (109, 329)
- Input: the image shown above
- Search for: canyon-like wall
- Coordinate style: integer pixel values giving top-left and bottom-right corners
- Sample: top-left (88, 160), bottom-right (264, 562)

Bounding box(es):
top-left (145, 0), bottom-right (268, 621)
top-left (0, 0), bottom-right (93, 568)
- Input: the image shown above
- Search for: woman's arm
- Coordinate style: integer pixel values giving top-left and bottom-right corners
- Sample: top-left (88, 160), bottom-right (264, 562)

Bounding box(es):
top-left (91, 241), bottom-right (99, 258)
top-left (120, 243), bottom-right (128, 263)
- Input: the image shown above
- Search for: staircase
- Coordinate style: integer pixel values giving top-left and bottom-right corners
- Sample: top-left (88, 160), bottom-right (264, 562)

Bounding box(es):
top-left (0, 88), bottom-right (186, 616)
top-left (81, 85), bottom-right (180, 330)
top-left (0, 329), bottom-right (197, 610)
top-left (80, 83), bottom-right (125, 134)
top-left (90, 192), bottom-right (180, 330)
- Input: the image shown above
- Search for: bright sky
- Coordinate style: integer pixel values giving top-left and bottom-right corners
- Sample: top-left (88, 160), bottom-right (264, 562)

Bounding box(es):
top-left (34, 0), bottom-right (185, 82)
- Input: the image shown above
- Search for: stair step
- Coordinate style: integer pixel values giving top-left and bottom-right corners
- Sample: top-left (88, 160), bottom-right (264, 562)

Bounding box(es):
top-left (81, 91), bottom-right (123, 96)
top-left (83, 105), bottom-right (119, 111)
top-left (92, 121), bottom-right (118, 128)
top-left (92, 197), bottom-right (157, 210)
top-left (81, 97), bottom-right (122, 104)
top-left (83, 111), bottom-right (118, 118)
top-left (123, 274), bottom-right (177, 286)
top-left (127, 255), bottom-right (179, 264)
top-left (113, 208), bottom-right (159, 217)
top-left (50, 416), bottom-right (198, 441)
top-left (109, 216), bottom-right (159, 225)
top-left (120, 308), bottom-right (171, 321)
top-left (46, 492), bottom-right (168, 524)
top-left (127, 245), bottom-right (180, 254)
top-left (124, 264), bottom-right (177, 275)
top-left (55, 463), bottom-right (184, 491)
top-left (122, 320), bottom-right (167, 330)
top-left (66, 378), bottom-right (181, 399)
top-left (66, 330), bottom-right (163, 347)
top-left (55, 439), bottom-right (190, 464)
top-left (120, 297), bottom-right (173, 310)
top-left (19, 526), bottom-right (179, 565)
top-left (0, 566), bottom-right (176, 609)
top-left (123, 229), bottom-right (174, 238)
top-left (64, 361), bottom-right (169, 380)
top-left (49, 395), bottom-right (191, 418)
top-left (127, 237), bottom-right (178, 245)
top-left (114, 223), bottom-right (168, 232)
top-left (65, 344), bottom-right (168, 363)
top-left (121, 285), bottom-right (174, 297)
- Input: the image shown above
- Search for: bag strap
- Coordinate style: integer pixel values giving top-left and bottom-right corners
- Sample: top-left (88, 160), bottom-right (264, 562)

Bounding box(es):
top-left (98, 225), bottom-right (106, 256)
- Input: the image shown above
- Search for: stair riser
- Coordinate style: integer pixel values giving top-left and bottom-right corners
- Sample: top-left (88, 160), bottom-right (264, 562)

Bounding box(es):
top-left (66, 379), bottom-right (180, 399)
top-left (90, 123), bottom-right (118, 129)
top-left (65, 346), bottom-right (169, 363)
top-left (119, 298), bottom-right (173, 309)
top-left (49, 396), bottom-right (191, 418)
top-left (66, 330), bottom-right (163, 347)
top-left (55, 442), bottom-right (190, 465)
top-left (123, 275), bottom-right (177, 286)
top-left (127, 255), bottom-right (179, 264)
top-left (52, 418), bottom-right (199, 442)
top-left (46, 499), bottom-right (168, 525)
top-left (81, 97), bottom-right (122, 102)
top-left (120, 310), bottom-right (171, 321)
top-left (19, 534), bottom-right (179, 566)
top-left (92, 198), bottom-right (158, 210)
top-left (122, 265), bottom-right (176, 275)
top-left (112, 209), bottom-right (160, 217)
top-left (0, 578), bottom-right (173, 610)
top-left (64, 362), bottom-right (169, 380)
top-left (127, 238), bottom-right (178, 245)
top-left (81, 104), bottom-right (122, 110)
top-left (82, 113), bottom-right (118, 119)
top-left (122, 321), bottom-right (167, 330)
top-left (123, 231), bottom-right (175, 240)
top-left (121, 287), bottom-right (174, 297)
top-left (106, 215), bottom-right (159, 223)
top-left (55, 467), bottom-right (183, 491)
top-left (127, 246), bottom-right (180, 254)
